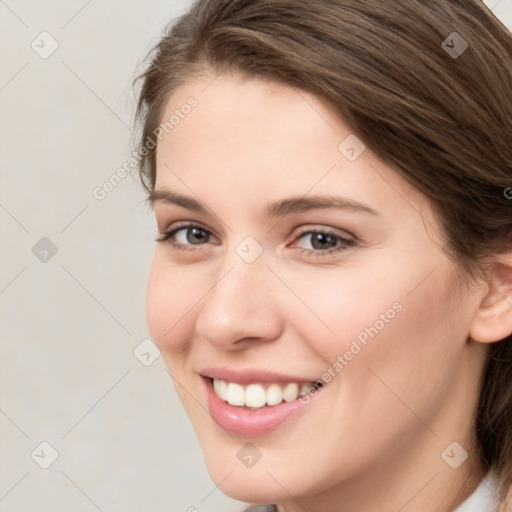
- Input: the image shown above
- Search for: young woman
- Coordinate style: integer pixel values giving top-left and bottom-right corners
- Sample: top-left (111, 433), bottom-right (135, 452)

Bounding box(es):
top-left (133, 1), bottom-right (512, 510)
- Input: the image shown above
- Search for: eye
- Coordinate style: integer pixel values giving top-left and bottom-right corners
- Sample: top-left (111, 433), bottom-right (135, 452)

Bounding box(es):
top-left (156, 222), bottom-right (217, 252)
top-left (156, 222), bottom-right (355, 257)
top-left (290, 227), bottom-right (355, 258)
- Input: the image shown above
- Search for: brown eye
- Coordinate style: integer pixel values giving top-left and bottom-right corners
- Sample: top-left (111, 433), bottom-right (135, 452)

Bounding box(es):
top-left (156, 222), bottom-right (218, 251)
top-left (291, 228), bottom-right (356, 258)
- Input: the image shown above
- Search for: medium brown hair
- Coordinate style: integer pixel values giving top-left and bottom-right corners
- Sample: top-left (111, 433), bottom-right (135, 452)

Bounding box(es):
top-left (133, 0), bottom-right (512, 505)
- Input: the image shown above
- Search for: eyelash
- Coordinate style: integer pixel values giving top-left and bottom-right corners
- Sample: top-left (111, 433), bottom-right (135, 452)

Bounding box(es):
top-left (156, 222), bottom-right (356, 258)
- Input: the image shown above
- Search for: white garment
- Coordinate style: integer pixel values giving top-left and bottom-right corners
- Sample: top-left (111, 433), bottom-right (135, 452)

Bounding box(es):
top-left (453, 469), bottom-right (501, 512)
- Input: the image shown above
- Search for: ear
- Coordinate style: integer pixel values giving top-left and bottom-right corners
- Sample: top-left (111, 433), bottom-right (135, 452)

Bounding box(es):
top-left (469, 256), bottom-right (512, 344)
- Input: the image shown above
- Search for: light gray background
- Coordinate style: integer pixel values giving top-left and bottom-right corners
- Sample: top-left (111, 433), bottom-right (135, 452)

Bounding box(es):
top-left (1, 1), bottom-right (511, 511)
top-left (0, 1), bottom-right (243, 511)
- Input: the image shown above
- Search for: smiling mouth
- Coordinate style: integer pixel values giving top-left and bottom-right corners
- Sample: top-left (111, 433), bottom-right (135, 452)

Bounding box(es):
top-left (210, 378), bottom-right (325, 410)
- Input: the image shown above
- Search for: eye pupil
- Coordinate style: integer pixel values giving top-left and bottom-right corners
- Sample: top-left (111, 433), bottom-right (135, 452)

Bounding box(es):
top-left (311, 232), bottom-right (337, 250)
top-left (188, 227), bottom-right (208, 244)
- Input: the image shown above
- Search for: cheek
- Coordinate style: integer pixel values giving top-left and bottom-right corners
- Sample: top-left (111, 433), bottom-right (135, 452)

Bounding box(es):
top-left (145, 255), bottom-right (197, 353)
top-left (297, 257), bottom-right (463, 391)
top-left (288, 266), bottom-right (406, 365)
top-left (337, 265), bottom-right (464, 426)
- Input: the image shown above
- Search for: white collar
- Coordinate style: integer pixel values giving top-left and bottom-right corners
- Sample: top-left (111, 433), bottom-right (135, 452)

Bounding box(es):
top-left (453, 469), bottom-right (501, 512)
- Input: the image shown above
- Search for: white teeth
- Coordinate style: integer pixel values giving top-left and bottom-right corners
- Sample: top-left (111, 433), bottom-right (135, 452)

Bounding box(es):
top-left (212, 379), bottom-right (322, 409)
top-left (282, 383), bottom-right (299, 402)
top-left (226, 382), bottom-right (245, 406)
top-left (213, 378), bottom-right (227, 401)
top-left (266, 383), bottom-right (283, 406)
top-left (245, 384), bottom-right (267, 408)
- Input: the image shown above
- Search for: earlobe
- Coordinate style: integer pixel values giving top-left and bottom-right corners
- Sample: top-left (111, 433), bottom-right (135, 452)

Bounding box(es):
top-left (468, 260), bottom-right (512, 344)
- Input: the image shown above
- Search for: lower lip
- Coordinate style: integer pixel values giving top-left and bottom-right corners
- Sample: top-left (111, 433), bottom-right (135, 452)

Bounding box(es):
top-left (203, 377), bottom-right (324, 437)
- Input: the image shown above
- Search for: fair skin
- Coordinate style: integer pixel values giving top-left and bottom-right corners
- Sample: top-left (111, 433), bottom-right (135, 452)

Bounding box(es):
top-left (146, 71), bottom-right (510, 512)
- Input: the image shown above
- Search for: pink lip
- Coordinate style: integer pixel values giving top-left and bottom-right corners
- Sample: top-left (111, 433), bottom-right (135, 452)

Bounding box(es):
top-left (201, 374), bottom-right (325, 437)
top-left (200, 366), bottom-right (320, 385)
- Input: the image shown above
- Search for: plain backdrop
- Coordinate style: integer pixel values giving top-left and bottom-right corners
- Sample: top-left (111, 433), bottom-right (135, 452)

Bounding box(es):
top-left (1, 1), bottom-right (511, 511)
top-left (0, 1), bottom-right (243, 511)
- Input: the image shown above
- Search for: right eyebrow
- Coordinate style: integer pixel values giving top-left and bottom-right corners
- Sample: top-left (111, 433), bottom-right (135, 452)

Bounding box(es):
top-left (149, 189), bottom-right (379, 217)
top-left (149, 189), bottom-right (208, 214)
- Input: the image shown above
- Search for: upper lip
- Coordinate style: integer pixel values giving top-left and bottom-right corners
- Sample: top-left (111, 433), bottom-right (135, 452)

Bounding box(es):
top-left (199, 367), bottom-right (321, 385)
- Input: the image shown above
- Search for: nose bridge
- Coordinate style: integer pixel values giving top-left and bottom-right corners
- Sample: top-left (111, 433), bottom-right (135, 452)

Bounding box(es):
top-left (195, 241), bottom-right (282, 347)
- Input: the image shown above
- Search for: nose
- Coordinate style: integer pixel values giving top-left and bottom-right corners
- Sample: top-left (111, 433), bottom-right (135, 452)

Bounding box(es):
top-left (194, 249), bottom-right (283, 351)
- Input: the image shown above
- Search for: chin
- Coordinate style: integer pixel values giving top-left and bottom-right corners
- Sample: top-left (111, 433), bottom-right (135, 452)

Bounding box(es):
top-left (197, 437), bottom-right (318, 505)
top-left (205, 461), bottom-right (289, 504)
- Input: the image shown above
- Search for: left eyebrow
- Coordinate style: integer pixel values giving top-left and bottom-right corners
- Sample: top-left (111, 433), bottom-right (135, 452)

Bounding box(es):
top-left (148, 189), bottom-right (379, 217)
top-left (266, 195), bottom-right (379, 217)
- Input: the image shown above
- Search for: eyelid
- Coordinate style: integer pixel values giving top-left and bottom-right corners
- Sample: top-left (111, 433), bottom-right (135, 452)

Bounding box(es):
top-left (156, 220), bottom-right (220, 245)
top-left (156, 220), bottom-right (356, 258)
top-left (292, 224), bottom-right (355, 241)
top-left (157, 221), bottom-right (354, 244)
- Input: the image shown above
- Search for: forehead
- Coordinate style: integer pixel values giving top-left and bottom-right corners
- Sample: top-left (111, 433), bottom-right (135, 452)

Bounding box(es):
top-left (156, 72), bottom-right (341, 164)
top-left (154, 72), bottom-right (429, 223)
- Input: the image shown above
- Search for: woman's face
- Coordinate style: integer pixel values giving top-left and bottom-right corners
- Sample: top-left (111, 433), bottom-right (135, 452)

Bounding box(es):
top-left (146, 72), bottom-right (487, 507)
